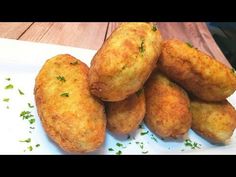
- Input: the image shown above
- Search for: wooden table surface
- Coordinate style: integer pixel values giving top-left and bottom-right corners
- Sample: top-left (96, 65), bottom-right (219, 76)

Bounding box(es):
top-left (0, 22), bottom-right (231, 67)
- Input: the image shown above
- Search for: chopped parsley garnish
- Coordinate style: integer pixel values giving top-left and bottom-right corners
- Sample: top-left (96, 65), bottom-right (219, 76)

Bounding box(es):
top-left (142, 151), bottom-right (149, 154)
top-left (5, 78), bottom-right (11, 81)
top-left (30, 127), bottom-right (35, 129)
top-left (140, 131), bottom-right (149, 136)
top-left (115, 142), bottom-right (126, 149)
top-left (186, 42), bottom-right (193, 48)
top-left (116, 143), bottom-right (123, 147)
top-left (139, 124), bottom-right (144, 129)
top-left (5, 84), bottom-right (13, 89)
top-left (70, 61), bottom-right (78, 65)
top-left (29, 119), bottom-right (35, 124)
top-left (19, 138), bottom-right (31, 143)
top-left (18, 89), bottom-right (24, 95)
top-left (139, 40), bottom-right (145, 53)
top-left (108, 148), bottom-right (114, 151)
top-left (61, 92), bottom-right (69, 97)
top-left (152, 25), bottom-right (157, 31)
top-left (116, 150), bottom-right (122, 155)
top-left (151, 136), bottom-right (158, 142)
top-left (36, 144), bottom-right (40, 148)
top-left (140, 144), bottom-right (144, 149)
top-left (135, 141), bottom-right (140, 144)
top-left (3, 98), bottom-right (9, 102)
top-left (184, 139), bottom-right (201, 149)
top-left (28, 103), bottom-right (34, 108)
top-left (56, 76), bottom-right (66, 82)
top-left (6, 106), bottom-right (9, 109)
top-left (27, 146), bottom-right (33, 151)
top-left (20, 111), bottom-right (33, 120)
top-left (136, 88), bottom-right (143, 97)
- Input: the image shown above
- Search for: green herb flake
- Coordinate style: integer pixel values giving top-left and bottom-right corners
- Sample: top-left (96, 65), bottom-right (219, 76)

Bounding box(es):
top-left (20, 111), bottom-right (33, 119)
top-left (30, 127), bottom-right (35, 129)
top-left (139, 124), bottom-right (144, 129)
top-left (135, 142), bottom-right (140, 144)
top-left (3, 98), bottom-right (9, 102)
top-left (28, 103), bottom-right (34, 108)
top-left (5, 78), bottom-right (11, 81)
top-left (142, 151), bottom-right (149, 154)
top-left (136, 88), bottom-right (143, 97)
top-left (36, 144), bottom-right (40, 148)
top-left (60, 92), bottom-right (69, 97)
top-left (18, 89), bottom-right (24, 95)
top-left (6, 106), bottom-right (9, 109)
top-left (151, 135), bottom-right (158, 142)
top-left (186, 42), bottom-right (193, 48)
top-left (152, 25), bottom-right (157, 31)
top-left (5, 84), bottom-right (13, 90)
top-left (139, 40), bottom-right (145, 53)
top-left (108, 148), bottom-right (114, 151)
top-left (29, 119), bottom-right (35, 124)
top-left (140, 144), bottom-right (144, 149)
top-left (184, 139), bottom-right (201, 149)
top-left (116, 143), bottom-right (123, 147)
top-left (19, 138), bottom-right (31, 143)
top-left (140, 131), bottom-right (149, 136)
top-left (20, 111), bottom-right (33, 120)
top-left (56, 76), bottom-right (66, 82)
top-left (116, 150), bottom-right (122, 155)
top-left (27, 146), bottom-right (33, 151)
top-left (70, 60), bottom-right (78, 65)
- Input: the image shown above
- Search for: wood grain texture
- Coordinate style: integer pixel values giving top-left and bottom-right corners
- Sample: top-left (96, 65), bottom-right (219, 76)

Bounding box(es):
top-left (20, 22), bottom-right (54, 41)
top-left (106, 22), bottom-right (231, 67)
top-left (21, 22), bottom-right (108, 50)
top-left (0, 22), bottom-right (33, 39)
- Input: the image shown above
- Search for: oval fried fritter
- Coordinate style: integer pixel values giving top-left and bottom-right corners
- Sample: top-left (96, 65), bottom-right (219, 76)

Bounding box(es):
top-left (89, 22), bottom-right (162, 101)
top-left (158, 39), bottom-right (236, 102)
top-left (106, 89), bottom-right (145, 135)
top-left (144, 69), bottom-right (192, 139)
top-left (190, 98), bottom-right (236, 144)
top-left (34, 54), bottom-right (106, 153)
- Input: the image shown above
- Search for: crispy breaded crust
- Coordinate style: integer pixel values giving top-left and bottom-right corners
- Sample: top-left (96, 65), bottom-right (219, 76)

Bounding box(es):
top-left (106, 90), bottom-right (145, 135)
top-left (89, 22), bottom-right (162, 101)
top-left (34, 54), bottom-right (106, 153)
top-left (144, 69), bottom-right (192, 138)
top-left (159, 39), bottom-right (236, 101)
top-left (190, 98), bottom-right (236, 144)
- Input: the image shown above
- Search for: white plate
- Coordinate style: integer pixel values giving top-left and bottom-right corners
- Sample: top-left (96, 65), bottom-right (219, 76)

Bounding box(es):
top-left (0, 38), bottom-right (235, 155)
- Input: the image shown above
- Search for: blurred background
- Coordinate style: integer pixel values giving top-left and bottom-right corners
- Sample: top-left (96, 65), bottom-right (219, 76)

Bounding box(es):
top-left (0, 22), bottom-right (235, 68)
top-left (207, 22), bottom-right (236, 68)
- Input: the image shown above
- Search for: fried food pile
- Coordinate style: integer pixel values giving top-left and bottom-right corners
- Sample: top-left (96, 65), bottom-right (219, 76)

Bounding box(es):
top-left (34, 23), bottom-right (236, 153)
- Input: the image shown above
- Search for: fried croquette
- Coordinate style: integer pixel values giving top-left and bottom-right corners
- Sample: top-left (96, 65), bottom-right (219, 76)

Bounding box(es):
top-left (106, 89), bottom-right (145, 135)
top-left (158, 39), bottom-right (236, 102)
top-left (144, 69), bottom-right (192, 139)
top-left (34, 54), bottom-right (106, 153)
top-left (190, 98), bottom-right (236, 144)
top-left (89, 22), bottom-right (162, 101)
